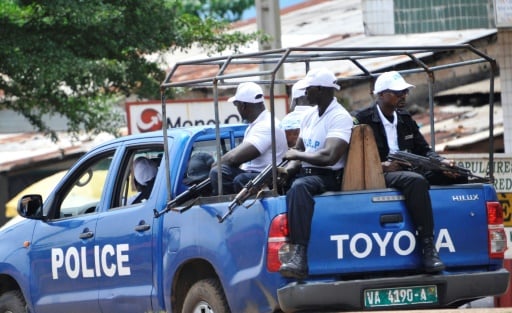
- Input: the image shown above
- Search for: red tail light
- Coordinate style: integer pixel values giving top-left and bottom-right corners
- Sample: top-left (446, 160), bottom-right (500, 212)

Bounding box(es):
top-left (487, 201), bottom-right (507, 259)
top-left (267, 214), bottom-right (288, 272)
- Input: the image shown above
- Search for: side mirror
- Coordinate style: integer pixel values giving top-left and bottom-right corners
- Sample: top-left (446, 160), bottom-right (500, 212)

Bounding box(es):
top-left (17, 194), bottom-right (44, 219)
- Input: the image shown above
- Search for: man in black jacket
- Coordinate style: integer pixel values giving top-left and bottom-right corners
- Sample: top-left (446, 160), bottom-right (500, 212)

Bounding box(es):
top-left (355, 71), bottom-right (463, 273)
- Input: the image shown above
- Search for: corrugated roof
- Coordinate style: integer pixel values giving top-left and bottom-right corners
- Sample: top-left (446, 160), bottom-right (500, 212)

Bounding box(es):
top-left (160, 0), bottom-right (496, 81)
top-left (436, 78), bottom-right (501, 96)
top-left (0, 132), bottom-right (114, 172)
top-left (414, 104), bottom-right (502, 152)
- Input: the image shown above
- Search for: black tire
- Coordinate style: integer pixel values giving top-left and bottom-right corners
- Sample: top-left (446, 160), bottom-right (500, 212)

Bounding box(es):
top-left (0, 290), bottom-right (27, 313)
top-left (181, 278), bottom-right (230, 313)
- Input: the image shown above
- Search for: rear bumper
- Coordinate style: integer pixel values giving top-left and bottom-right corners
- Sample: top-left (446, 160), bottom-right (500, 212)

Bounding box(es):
top-left (277, 268), bottom-right (510, 312)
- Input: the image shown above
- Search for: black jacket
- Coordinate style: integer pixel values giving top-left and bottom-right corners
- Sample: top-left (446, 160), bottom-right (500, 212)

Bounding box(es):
top-left (354, 104), bottom-right (443, 162)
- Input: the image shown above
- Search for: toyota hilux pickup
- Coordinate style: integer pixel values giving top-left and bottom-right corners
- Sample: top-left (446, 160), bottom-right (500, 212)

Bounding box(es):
top-left (0, 45), bottom-right (508, 313)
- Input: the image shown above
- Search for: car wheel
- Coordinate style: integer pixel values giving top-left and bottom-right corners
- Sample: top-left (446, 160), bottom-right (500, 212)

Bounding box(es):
top-left (0, 291), bottom-right (27, 313)
top-left (181, 278), bottom-right (230, 313)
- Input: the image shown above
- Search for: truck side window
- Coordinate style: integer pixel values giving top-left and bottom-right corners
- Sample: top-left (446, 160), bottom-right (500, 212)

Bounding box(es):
top-left (114, 146), bottom-right (163, 208)
top-left (58, 152), bottom-right (115, 218)
top-left (184, 141), bottom-right (216, 187)
top-left (178, 137), bottom-right (244, 195)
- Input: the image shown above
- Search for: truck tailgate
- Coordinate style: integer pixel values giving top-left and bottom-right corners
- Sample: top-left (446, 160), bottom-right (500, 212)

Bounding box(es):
top-left (307, 184), bottom-right (493, 276)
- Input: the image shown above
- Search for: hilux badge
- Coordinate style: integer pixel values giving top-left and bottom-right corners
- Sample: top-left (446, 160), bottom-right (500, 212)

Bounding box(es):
top-left (452, 194), bottom-right (479, 201)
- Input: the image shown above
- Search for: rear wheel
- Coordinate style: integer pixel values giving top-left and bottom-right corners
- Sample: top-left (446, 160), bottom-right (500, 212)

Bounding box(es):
top-left (181, 278), bottom-right (230, 313)
top-left (0, 291), bottom-right (26, 313)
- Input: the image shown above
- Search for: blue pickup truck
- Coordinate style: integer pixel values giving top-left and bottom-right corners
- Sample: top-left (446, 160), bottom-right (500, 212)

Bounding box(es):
top-left (0, 123), bottom-right (509, 313)
top-left (0, 46), bottom-right (509, 313)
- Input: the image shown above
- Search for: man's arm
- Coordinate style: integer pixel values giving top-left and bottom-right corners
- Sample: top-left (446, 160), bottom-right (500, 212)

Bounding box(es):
top-left (285, 137), bottom-right (349, 166)
top-left (220, 142), bottom-right (260, 167)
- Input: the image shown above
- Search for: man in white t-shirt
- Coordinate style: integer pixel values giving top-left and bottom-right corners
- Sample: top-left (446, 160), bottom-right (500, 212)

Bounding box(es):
top-left (209, 82), bottom-right (288, 195)
top-left (278, 68), bottom-right (353, 279)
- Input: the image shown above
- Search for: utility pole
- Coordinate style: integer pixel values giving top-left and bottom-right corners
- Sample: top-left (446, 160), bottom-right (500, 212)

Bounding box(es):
top-left (493, 0), bottom-right (511, 153)
top-left (255, 0), bottom-right (285, 96)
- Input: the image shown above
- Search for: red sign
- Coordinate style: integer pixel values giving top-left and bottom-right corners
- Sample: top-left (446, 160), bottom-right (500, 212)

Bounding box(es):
top-left (126, 97), bottom-right (288, 134)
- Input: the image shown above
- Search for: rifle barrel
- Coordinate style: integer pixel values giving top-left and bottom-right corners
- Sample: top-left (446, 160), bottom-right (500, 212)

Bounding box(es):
top-left (154, 177), bottom-right (211, 217)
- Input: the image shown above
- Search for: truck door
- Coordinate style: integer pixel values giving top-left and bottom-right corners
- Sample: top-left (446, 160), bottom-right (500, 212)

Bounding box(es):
top-left (94, 145), bottom-right (163, 313)
top-left (28, 150), bottom-right (115, 313)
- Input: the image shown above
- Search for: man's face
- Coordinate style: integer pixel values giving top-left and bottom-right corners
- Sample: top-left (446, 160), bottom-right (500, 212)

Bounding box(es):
top-left (380, 89), bottom-right (409, 109)
top-left (234, 101), bottom-right (248, 120)
top-left (305, 86), bottom-right (321, 104)
top-left (285, 128), bottom-right (300, 148)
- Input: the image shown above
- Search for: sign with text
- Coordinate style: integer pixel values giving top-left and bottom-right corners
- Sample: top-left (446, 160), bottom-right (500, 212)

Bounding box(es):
top-left (126, 97), bottom-right (288, 135)
top-left (447, 154), bottom-right (512, 193)
top-left (495, 0), bottom-right (512, 28)
top-left (448, 154), bottom-right (512, 227)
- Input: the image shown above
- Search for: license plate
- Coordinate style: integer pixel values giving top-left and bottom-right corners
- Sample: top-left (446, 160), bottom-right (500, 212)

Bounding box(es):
top-left (364, 285), bottom-right (438, 308)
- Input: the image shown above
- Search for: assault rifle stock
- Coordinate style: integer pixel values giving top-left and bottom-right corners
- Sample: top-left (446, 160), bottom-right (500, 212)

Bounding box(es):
top-left (154, 178), bottom-right (211, 217)
top-left (388, 151), bottom-right (490, 183)
top-left (217, 160), bottom-right (288, 223)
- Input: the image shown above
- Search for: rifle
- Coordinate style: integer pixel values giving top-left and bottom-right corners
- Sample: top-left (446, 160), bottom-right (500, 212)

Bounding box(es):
top-left (387, 150), bottom-right (490, 183)
top-left (153, 178), bottom-right (211, 217)
top-left (217, 160), bottom-right (288, 223)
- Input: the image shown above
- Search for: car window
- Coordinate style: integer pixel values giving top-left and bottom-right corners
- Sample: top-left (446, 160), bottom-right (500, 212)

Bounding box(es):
top-left (113, 146), bottom-right (164, 208)
top-left (179, 137), bottom-right (243, 195)
top-left (58, 152), bottom-right (114, 218)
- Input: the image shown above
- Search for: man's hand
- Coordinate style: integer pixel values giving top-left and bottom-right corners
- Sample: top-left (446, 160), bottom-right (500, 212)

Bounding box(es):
top-left (276, 166), bottom-right (289, 186)
top-left (284, 149), bottom-right (300, 161)
top-left (440, 159), bottom-right (462, 179)
top-left (382, 160), bottom-right (405, 172)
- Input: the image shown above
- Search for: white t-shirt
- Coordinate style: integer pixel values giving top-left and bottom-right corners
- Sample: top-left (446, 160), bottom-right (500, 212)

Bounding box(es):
top-left (241, 110), bottom-right (288, 172)
top-left (299, 99), bottom-right (353, 170)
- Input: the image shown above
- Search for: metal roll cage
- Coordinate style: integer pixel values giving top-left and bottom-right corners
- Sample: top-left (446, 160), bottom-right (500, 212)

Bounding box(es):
top-left (159, 45), bottom-right (497, 202)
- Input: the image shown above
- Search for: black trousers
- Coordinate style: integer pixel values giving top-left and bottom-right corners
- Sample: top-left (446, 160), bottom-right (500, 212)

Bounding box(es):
top-left (286, 170), bottom-right (341, 246)
top-left (384, 171), bottom-right (434, 237)
top-left (209, 164), bottom-right (258, 195)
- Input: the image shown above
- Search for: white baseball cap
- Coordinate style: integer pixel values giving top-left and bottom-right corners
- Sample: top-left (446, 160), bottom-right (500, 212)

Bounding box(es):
top-left (294, 68), bottom-right (340, 90)
top-left (373, 71), bottom-right (415, 95)
top-left (291, 81), bottom-right (306, 99)
top-left (228, 82), bottom-right (264, 103)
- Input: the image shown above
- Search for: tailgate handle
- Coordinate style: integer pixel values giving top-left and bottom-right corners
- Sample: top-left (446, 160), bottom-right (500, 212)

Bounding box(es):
top-left (380, 214), bottom-right (403, 224)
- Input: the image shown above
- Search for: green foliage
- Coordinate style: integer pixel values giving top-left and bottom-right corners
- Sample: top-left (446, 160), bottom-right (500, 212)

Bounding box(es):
top-left (0, 0), bottom-right (258, 140)
top-left (182, 0), bottom-right (254, 21)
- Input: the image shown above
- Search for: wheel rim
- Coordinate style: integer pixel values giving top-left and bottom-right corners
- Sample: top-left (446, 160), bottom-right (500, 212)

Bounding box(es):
top-left (192, 300), bottom-right (214, 313)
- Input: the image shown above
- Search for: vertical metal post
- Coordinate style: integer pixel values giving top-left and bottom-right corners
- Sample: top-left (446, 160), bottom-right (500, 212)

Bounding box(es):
top-left (488, 62), bottom-right (496, 181)
top-left (427, 72), bottom-right (436, 149)
top-left (213, 79), bottom-right (223, 195)
top-left (161, 87), bottom-right (172, 203)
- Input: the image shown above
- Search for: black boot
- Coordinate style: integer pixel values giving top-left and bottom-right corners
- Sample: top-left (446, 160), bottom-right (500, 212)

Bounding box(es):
top-left (279, 244), bottom-right (308, 279)
top-left (421, 237), bottom-right (445, 273)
